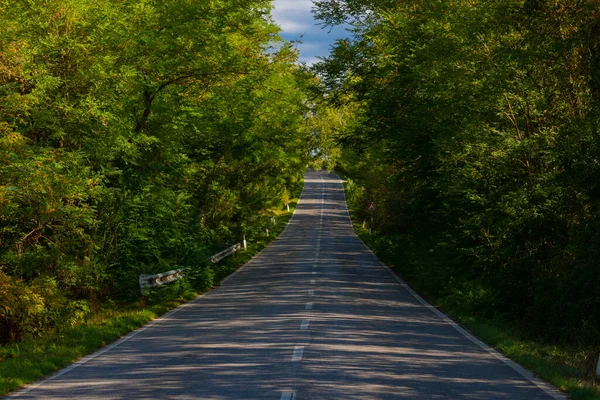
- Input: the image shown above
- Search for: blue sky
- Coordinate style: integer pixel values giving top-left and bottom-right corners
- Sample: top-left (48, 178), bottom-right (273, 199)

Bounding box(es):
top-left (271, 0), bottom-right (348, 65)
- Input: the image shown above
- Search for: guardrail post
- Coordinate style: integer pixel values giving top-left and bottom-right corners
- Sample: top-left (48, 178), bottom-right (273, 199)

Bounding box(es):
top-left (139, 240), bottom-right (243, 293)
top-left (210, 243), bottom-right (242, 263)
top-left (139, 268), bottom-right (187, 294)
top-left (243, 235), bottom-right (247, 251)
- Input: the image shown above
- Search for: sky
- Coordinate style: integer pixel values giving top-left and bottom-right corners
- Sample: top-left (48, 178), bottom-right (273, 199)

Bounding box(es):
top-left (271, 0), bottom-right (349, 65)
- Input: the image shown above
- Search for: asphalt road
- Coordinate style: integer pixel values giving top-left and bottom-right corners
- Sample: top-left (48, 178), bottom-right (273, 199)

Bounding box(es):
top-left (9, 171), bottom-right (565, 399)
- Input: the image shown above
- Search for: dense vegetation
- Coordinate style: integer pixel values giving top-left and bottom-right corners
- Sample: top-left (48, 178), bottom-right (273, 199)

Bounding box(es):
top-left (312, 0), bottom-right (600, 372)
top-left (2, 0), bottom-right (599, 393)
top-left (0, 0), bottom-right (311, 344)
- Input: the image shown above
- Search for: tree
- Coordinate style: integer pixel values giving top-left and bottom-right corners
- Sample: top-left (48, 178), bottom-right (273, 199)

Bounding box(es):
top-left (312, 0), bottom-right (600, 348)
top-left (0, 0), bottom-right (312, 341)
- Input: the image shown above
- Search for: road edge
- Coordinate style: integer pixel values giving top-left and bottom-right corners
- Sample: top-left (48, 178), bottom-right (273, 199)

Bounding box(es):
top-left (333, 172), bottom-right (567, 400)
top-left (6, 180), bottom-right (307, 399)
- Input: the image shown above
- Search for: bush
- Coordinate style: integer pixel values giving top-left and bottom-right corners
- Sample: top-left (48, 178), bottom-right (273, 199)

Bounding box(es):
top-left (0, 272), bottom-right (90, 343)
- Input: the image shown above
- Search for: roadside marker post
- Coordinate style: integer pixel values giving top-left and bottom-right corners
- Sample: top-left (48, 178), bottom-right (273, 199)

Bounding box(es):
top-left (367, 202), bottom-right (376, 235)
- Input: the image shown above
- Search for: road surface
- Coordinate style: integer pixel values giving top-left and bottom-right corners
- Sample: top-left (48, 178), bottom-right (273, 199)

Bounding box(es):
top-left (9, 171), bottom-right (565, 399)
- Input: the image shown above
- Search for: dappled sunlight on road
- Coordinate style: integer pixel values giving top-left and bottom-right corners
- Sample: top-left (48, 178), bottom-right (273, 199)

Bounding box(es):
top-left (11, 171), bottom-right (562, 400)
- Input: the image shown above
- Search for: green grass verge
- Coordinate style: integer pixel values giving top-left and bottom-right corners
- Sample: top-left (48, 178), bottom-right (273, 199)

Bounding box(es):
top-left (0, 199), bottom-right (300, 397)
top-left (0, 299), bottom-right (189, 396)
top-left (341, 181), bottom-right (599, 400)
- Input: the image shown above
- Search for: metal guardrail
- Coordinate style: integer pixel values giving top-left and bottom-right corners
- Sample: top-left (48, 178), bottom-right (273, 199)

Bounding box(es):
top-left (139, 268), bottom-right (187, 294)
top-left (210, 243), bottom-right (241, 263)
top-left (139, 243), bottom-right (243, 293)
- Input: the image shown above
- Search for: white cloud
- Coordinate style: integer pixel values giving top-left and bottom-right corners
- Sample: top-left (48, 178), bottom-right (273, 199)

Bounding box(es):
top-left (272, 0), bottom-right (314, 12)
top-left (273, 17), bottom-right (312, 34)
top-left (271, 0), bottom-right (348, 64)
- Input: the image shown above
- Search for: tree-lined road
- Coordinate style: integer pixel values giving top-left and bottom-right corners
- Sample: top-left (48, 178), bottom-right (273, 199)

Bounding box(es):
top-left (10, 171), bottom-right (564, 399)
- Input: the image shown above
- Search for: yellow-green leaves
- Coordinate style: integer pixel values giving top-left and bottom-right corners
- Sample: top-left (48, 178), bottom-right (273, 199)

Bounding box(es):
top-left (0, 0), bottom-right (312, 343)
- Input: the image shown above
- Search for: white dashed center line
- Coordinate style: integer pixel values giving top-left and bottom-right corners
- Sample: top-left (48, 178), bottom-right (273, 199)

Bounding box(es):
top-left (280, 390), bottom-right (295, 400)
top-left (291, 346), bottom-right (304, 361)
top-left (282, 175), bottom-right (324, 398)
top-left (320, 176), bottom-right (325, 226)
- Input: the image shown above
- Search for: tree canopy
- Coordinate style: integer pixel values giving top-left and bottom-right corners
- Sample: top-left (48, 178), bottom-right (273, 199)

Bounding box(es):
top-left (311, 0), bottom-right (600, 350)
top-left (0, 0), bottom-right (313, 342)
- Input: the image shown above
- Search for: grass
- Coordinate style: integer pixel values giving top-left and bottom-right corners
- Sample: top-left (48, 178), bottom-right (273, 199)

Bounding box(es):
top-left (342, 183), bottom-right (600, 400)
top-left (0, 198), bottom-right (300, 397)
top-left (457, 318), bottom-right (599, 400)
top-left (0, 302), bottom-right (184, 395)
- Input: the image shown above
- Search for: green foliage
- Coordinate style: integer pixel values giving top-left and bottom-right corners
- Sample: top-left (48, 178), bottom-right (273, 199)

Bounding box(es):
top-left (0, 0), bottom-right (312, 343)
top-left (0, 271), bottom-right (90, 343)
top-left (314, 0), bottom-right (600, 386)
